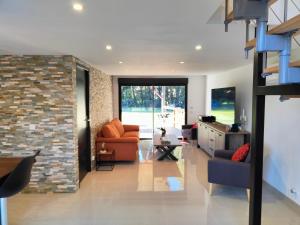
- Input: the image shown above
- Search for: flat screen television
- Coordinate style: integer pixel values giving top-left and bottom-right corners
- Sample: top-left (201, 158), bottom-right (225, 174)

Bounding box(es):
top-left (211, 87), bottom-right (236, 125)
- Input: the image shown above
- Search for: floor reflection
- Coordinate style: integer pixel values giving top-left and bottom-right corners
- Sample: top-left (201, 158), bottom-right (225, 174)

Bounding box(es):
top-left (8, 140), bottom-right (300, 225)
top-left (138, 140), bottom-right (185, 192)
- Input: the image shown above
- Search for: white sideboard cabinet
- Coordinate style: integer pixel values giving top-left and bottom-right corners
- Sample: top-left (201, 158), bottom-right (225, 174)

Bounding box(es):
top-left (197, 121), bottom-right (250, 157)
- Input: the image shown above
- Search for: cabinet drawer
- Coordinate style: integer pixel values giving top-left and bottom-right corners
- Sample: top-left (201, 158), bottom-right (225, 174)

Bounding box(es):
top-left (209, 129), bottom-right (216, 141)
top-left (209, 139), bottom-right (215, 149)
top-left (215, 132), bottom-right (225, 150)
top-left (209, 147), bottom-right (214, 156)
top-left (216, 132), bottom-right (225, 139)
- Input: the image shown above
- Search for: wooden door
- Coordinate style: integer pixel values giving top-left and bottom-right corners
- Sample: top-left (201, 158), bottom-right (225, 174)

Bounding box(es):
top-left (76, 66), bottom-right (91, 183)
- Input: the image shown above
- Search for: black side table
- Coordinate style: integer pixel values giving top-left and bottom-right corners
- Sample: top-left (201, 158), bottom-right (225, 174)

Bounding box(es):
top-left (96, 150), bottom-right (115, 171)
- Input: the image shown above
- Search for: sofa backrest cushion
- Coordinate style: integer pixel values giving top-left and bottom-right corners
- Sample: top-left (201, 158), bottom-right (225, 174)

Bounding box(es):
top-left (102, 124), bottom-right (120, 138)
top-left (231, 143), bottom-right (250, 162)
top-left (111, 119), bottom-right (125, 136)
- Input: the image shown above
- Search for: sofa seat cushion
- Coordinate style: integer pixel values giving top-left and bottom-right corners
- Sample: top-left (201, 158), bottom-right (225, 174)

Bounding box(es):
top-left (96, 136), bottom-right (138, 143)
top-left (111, 119), bottom-right (125, 136)
top-left (102, 124), bottom-right (120, 138)
top-left (122, 131), bottom-right (139, 138)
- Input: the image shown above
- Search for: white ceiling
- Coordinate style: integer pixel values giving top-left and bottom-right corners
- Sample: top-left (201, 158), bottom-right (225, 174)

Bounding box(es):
top-left (0, 0), bottom-right (253, 76)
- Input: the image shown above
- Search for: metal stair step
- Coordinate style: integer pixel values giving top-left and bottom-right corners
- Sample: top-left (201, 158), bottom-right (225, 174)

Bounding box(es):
top-left (245, 39), bottom-right (256, 50)
top-left (268, 15), bottom-right (300, 35)
top-left (290, 60), bottom-right (300, 67)
top-left (245, 28), bottom-right (300, 50)
top-left (263, 60), bottom-right (300, 74)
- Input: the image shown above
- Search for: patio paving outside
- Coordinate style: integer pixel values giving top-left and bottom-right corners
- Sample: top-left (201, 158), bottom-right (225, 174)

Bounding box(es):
top-left (122, 110), bottom-right (184, 139)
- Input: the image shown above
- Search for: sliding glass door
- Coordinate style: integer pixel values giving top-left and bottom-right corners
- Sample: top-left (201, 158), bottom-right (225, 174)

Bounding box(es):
top-left (153, 86), bottom-right (186, 138)
top-left (121, 86), bottom-right (154, 139)
top-left (119, 79), bottom-right (187, 139)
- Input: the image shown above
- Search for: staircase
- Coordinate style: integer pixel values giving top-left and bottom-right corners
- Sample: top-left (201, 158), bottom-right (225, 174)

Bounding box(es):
top-left (223, 2), bottom-right (300, 225)
top-left (225, 0), bottom-right (300, 84)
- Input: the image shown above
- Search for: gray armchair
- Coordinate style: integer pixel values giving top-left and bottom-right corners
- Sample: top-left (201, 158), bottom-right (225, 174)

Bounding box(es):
top-left (208, 149), bottom-right (251, 200)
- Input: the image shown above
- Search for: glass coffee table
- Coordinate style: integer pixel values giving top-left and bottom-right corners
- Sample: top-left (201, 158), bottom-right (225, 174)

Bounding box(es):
top-left (153, 134), bottom-right (182, 161)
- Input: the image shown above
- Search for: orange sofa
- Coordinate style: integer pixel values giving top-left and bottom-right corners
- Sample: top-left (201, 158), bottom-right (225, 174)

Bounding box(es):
top-left (96, 119), bottom-right (140, 161)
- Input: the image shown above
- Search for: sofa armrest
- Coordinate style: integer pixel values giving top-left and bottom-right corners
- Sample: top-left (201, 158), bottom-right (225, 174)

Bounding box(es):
top-left (214, 150), bottom-right (235, 159)
top-left (96, 137), bottom-right (138, 143)
top-left (208, 158), bottom-right (250, 188)
top-left (123, 125), bottom-right (140, 132)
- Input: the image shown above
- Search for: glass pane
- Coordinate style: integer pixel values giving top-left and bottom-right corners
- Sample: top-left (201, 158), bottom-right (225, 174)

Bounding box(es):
top-left (153, 86), bottom-right (186, 137)
top-left (121, 86), bottom-right (154, 139)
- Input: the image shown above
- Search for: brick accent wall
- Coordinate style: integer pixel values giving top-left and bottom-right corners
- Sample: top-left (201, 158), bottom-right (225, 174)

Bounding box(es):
top-left (0, 55), bottom-right (113, 192)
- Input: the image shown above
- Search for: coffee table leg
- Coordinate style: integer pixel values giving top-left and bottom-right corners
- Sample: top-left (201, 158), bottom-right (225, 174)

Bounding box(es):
top-left (157, 147), bottom-right (167, 160)
top-left (167, 151), bottom-right (178, 161)
top-left (157, 146), bottom-right (178, 161)
top-left (156, 147), bottom-right (164, 153)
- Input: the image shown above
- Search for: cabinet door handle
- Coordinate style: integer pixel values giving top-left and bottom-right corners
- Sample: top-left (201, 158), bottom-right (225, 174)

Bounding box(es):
top-left (210, 139), bottom-right (214, 142)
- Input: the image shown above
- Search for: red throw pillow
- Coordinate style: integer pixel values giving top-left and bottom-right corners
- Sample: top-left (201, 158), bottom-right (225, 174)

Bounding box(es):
top-left (232, 143), bottom-right (250, 162)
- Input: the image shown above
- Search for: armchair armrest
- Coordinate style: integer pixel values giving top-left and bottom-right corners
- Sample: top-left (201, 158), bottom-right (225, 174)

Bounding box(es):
top-left (96, 137), bottom-right (138, 143)
top-left (123, 125), bottom-right (140, 132)
top-left (208, 158), bottom-right (250, 188)
top-left (214, 150), bottom-right (235, 159)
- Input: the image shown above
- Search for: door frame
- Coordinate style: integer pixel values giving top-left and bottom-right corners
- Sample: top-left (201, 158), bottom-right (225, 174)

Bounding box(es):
top-left (76, 64), bottom-right (92, 182)
top-left (118, 78), bottom-right (188, 134)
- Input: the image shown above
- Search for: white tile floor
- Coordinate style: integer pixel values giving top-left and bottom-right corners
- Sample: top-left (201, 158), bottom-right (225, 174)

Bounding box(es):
top-left (8, 141), bottom-right (300, 225)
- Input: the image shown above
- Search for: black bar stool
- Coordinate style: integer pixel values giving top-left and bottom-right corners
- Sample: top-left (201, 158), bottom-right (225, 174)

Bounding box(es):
top-left (0, 150), bottom-right (40, 225)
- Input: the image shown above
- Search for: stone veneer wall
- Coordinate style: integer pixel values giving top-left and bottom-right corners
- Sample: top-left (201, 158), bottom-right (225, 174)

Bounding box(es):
top-left (0, 55), bottom-right (113, 193)
top-left (88, 67), bottom-right (113, 164)
top-left (76, 58), bottom-right (113, 166)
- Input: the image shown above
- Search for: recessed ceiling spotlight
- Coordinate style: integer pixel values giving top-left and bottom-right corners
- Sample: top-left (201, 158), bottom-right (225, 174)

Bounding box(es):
top-left (195, 45), bottom-right (202, 51)
top-left (106, 45), bottom-right (112, 50)
top-left (119, 61), bottom-right (124, 64)
top-left (179, 61), bottom-right (185, 64)
top-left (73, 3), bottom-right (83, 11)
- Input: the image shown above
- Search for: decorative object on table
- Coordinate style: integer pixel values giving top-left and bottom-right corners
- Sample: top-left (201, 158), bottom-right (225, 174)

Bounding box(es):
top-left (159, 128), bottom-right (166, 137)
top-left (158, 112), bottom-right (170, 126)
top-left (240, 108), bottom-right (247, 131)
top-left (96, 143), bottom-right (115, 171)
top-left (160, 136), bottom-right (171, 145)
top-left (230, 123), bottom-right (240, 132)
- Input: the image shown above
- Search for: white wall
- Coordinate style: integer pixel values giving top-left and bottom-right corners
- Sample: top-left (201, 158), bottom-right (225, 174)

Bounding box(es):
top-left (206, 65), bottom-right (300, 205)
top-left (206, 64), bottom-right (253, 131)
top-left (264, 97), bottom-right (300, 205)
top-left (112, 76), bottom-right (206, 124)
top-left (187, 76), bottom-right (206, 124)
